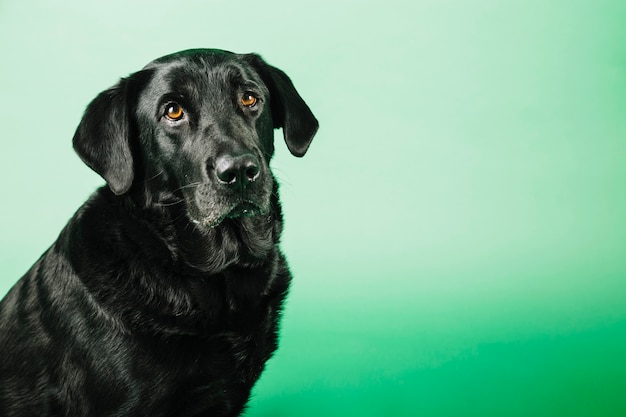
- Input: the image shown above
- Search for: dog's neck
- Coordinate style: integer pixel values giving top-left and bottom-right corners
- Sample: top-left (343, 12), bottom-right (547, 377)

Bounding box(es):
top-left (118, 184), bottom-right (283, 275)
top-left (66, 186), bottom-right (286, 337)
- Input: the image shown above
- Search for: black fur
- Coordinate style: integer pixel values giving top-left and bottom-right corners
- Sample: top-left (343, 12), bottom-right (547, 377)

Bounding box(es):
top-left (0, 49), bottom-right (318, 416)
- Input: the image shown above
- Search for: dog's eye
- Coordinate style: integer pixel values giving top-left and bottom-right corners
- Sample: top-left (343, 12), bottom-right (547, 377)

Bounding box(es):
top-left (164, 103), bottom-right (184, 121)
top-left (241, 93), bottom-right (258, 108)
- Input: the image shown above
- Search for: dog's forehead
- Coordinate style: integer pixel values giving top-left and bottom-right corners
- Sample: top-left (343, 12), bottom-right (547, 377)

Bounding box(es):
top-left (143, 50), bottom-right (265, 95)
top-left (146, 48), bottom-right (235, 67)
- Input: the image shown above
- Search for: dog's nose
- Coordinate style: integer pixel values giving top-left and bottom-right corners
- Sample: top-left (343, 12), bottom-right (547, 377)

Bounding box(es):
top-left (214, 154), bottom-right (261, 189)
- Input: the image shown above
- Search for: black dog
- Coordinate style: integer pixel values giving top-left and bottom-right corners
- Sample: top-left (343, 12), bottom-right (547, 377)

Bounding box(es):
top-left (0, 49), bottom-right (318, 416)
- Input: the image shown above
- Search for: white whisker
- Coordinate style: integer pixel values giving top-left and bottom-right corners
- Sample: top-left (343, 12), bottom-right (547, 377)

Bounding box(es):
top-left (155, 199), bottom-right (185, 207)
top-left (144, 170), bottom-right (166, 183)
top-left (175, 182), bottom-right (203, 192)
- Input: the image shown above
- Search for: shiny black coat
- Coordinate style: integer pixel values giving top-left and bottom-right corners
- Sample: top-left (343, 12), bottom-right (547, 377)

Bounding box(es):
top-left (0, 49), bottom-right (318, 417)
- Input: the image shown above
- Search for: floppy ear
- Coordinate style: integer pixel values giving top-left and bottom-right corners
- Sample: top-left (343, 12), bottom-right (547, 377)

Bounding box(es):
top-left (246, 55), bottom-right (319, 157)
top-left (72, 76), bottom-right (137, 195)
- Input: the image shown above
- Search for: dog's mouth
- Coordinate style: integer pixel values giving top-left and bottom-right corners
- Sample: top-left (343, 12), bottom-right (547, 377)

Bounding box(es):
top-left (181, 181), bottom-right (272, 229)
top-left (189, 199), bottom-right (268, 229)
top-left (226, 201), bottom-right (265, 219)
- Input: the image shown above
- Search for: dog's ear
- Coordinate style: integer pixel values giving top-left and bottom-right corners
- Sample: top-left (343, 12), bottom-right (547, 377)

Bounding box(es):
top-left (72, 71), bottom-right (148, 195)
top-left (245, 55), bottom-right (319, 157)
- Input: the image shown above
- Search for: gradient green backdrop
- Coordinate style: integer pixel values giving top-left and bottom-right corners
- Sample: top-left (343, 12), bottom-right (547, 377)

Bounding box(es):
top-left (1, 1), bottom-right (625, 415)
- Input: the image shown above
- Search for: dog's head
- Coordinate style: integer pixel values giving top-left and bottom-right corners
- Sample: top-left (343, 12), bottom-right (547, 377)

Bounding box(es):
top-left (73, 49), bottom-right (318, 228)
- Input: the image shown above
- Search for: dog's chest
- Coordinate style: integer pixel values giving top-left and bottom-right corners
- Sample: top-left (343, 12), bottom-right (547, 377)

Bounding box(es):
top-left (129, 310), bottom-right (276, 416)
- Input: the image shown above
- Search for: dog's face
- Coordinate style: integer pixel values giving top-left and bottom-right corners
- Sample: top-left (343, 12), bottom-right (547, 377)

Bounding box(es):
top-left (73, 49), bottom-right (318, 228)
top-left (137, 52), bottom-right (276, 227)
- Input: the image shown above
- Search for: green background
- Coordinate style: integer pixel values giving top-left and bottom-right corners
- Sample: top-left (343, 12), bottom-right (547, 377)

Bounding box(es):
top-left (1, 0), bottom-right (625, 415)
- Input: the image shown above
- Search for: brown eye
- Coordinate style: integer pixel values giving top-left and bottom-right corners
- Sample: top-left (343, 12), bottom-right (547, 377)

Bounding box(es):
top-left (241, 92), bottom-right (258, 107)
top-left (164, 102), bottom-right (184, 121)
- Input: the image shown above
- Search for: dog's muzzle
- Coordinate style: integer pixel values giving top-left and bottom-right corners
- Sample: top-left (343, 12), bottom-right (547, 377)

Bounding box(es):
top-left (186, 152), bottom-right (271, 228)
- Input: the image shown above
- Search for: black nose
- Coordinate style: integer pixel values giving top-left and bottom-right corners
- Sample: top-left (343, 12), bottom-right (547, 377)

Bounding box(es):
top-left (214, 154), bottom-right (261, 190)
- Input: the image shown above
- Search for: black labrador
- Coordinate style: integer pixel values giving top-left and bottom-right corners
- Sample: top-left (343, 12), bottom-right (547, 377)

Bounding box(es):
top-left (0, 49), bottom-right (318, 416)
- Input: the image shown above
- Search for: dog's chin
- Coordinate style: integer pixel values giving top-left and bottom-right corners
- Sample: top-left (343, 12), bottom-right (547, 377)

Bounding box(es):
top-left (226, 201), bottom-right (265, 220)
top-left (189, 201), bottom-right (268, 229)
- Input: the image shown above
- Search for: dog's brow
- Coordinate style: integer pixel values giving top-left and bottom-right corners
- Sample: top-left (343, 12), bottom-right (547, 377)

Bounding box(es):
top-left (222, 64), bottom-right (263, 88)
top-left (159, 91), bottom-right (188, 106)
